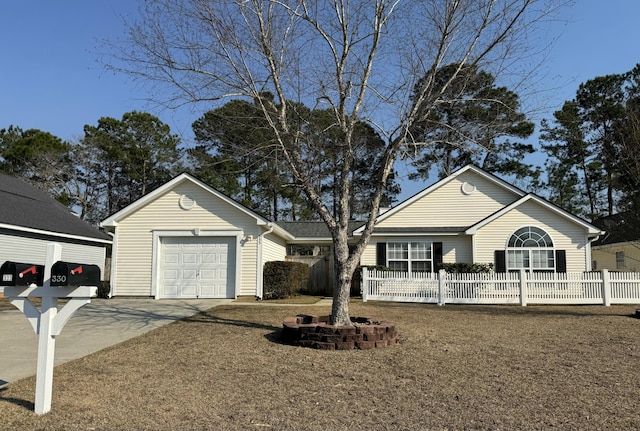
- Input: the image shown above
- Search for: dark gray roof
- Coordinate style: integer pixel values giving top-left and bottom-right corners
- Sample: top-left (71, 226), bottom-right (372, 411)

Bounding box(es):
top-left (0, 174), bottom-right (111, 242)
top-left (592, 213), bottom-right (638, 246)
top-left (275, 221), bottom-right (466, 238)
top-left (276, 221), bottom-right (365, 238)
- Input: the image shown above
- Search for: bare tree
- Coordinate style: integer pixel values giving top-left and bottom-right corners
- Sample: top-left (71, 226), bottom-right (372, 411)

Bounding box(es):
top-left (108, 0), bottom-right (566, 325)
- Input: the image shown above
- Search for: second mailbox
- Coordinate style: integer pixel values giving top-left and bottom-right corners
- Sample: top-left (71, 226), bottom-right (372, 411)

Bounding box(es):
top-left (50, 262), bottom-right (101, 287)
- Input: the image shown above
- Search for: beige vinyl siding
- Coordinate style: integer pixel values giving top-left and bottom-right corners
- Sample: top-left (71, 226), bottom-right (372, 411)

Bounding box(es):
top-left (376, 171), bottom-right (518, 229)
top-left (362, 236), bottom-right (472, 267)
top-left (592, 242), bottom-right (640, 271)
top-left (263, 232), bottom-right (287, 263)
top-left (473, 200), bottom-right (590, 272)
top-left (113, 182), bottom-right (261, 297)
top-left (0, 233), bottom-right (107, 278)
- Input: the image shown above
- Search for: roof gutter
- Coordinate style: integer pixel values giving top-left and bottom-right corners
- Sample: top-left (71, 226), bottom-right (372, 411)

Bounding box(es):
top-left (0, 223), bottom-right (112, 245)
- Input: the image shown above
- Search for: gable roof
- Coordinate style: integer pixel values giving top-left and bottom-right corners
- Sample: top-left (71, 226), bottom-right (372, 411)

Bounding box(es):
top-left (465, 193), bottom-right (604, 237)
top-left (0, 173), bottom-right (111, 243)
top-left (353, 164), bottom-right (603, 237)
top-left (353, 165), bottom-right (525, 235)
top-left (100, 173), bottom-right (290, 239)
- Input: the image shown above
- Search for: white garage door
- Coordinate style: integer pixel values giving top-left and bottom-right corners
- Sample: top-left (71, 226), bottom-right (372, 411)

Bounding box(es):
top-left (160, 236), bottom-right (235, 299)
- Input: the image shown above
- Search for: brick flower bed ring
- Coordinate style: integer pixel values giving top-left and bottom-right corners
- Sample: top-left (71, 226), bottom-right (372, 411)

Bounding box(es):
top-left (281, 314), bottom-right (399, 350)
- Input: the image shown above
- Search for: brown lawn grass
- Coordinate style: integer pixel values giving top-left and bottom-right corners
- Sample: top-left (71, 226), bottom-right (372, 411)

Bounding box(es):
top-left (1, 301), bottom-right (639, 430)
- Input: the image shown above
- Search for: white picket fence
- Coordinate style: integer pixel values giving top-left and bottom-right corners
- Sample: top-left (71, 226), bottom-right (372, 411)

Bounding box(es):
top-left (361, 268), bottom-right (640, 306)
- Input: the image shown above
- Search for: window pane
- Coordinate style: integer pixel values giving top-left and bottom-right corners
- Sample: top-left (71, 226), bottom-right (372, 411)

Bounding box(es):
top-left (412, 261), bottom-right (432, 273)
top-left (411, 242), bottom-right (431, 260)
top-left (388, 243), bottom-right (408, 260)
top-left (616, 251), bottom-right (625, 269)
top-left (507, 250), bottom-right (530, 269)
top-left (530, 250), bottom-right (554, 269)
top-left (508, 226), bottom-right (554, 248)
top-left (388, 261), bottom-right (408, 272)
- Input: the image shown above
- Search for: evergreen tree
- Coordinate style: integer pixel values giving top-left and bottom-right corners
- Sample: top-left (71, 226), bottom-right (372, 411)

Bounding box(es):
top-left (408, 63), bottom-right (535, 182)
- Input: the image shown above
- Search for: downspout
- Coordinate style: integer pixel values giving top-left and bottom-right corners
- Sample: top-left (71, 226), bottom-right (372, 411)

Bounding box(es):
top-left (256, 223), bottom-right (274, 299)
top-left (585, 234), bottom-right (602, 272)
top-left (106, 229), bottom-right (117, 298)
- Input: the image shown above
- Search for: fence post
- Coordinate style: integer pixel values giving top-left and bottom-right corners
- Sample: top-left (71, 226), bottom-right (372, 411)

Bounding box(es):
top-left (362, 267), bottom-right (369, 302)
top-left (601, 269), bottom-right (611, 306)
top-left (437, 269), bottom-right (447, 306)
top-left (519, 269), bottom-right (527, 306)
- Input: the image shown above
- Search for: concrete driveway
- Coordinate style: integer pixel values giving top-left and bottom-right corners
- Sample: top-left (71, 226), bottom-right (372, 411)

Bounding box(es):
top-left (0, 298), bottom-right (231, 386)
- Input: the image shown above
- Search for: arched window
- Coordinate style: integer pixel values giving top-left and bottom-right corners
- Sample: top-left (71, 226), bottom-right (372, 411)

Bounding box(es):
top-left (506, 226), bottom-right (555, 271)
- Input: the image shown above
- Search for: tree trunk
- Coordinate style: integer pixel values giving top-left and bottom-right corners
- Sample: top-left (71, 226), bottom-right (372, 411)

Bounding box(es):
top-left (330, 233), bottom-right (353, 326)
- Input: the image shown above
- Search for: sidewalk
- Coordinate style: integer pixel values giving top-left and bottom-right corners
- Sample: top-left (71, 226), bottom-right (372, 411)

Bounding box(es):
top-left (0, 298), bottom-right (230, 386)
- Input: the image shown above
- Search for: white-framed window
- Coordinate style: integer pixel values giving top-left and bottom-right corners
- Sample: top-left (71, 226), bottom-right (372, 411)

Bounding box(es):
top-left (616, 251), bottom-right (626, 269)
top-left (506, 226), bottom-right (555, 272)
top-left (387, 241), bottom-right (433, 273)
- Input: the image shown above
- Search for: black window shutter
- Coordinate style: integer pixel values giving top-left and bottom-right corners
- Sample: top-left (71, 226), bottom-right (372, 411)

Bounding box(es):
top-left (376, 242), bottom-right (386, 266)
top-left (433, 242), bottom-right (443, 271)
top-left (555, 250), bottom-right (567, 273)
top-left (495, 250), bottom-right (506, 273)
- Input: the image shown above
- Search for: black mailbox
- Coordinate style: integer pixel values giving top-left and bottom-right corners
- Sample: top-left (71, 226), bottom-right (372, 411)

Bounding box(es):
top-left (50, 261), bottom-right (101, 287)
top-left (0, 261), bottom-right (45, 286)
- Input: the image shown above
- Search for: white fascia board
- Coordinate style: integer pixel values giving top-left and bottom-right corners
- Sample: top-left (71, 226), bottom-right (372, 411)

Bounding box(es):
top-left (0, 223), bottom-right (112, 245)
top-left (100, 173), bottom-right (272, 228)
top-left (267, 224), bottom-right (296, 241)
top-left (353, 165), bottom-right (525, 234)
top-left (591, 240), bottom-right (639, 250)
top-left (465, 194), bottom-right (604, 236)
top-left (287, 237), bottom-right (333, 243)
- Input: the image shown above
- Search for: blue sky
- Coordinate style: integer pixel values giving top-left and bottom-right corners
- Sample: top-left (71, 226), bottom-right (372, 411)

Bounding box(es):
top-left (1, 1), bottom-right (639, 201)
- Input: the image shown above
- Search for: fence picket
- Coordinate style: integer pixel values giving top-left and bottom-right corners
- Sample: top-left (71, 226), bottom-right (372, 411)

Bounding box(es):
top-left (361, 269), bottom-right (640, 306)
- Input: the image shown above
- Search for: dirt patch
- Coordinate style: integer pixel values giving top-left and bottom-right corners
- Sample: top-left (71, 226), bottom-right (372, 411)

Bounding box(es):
top-left (1, 302), bottom-right (639, 430)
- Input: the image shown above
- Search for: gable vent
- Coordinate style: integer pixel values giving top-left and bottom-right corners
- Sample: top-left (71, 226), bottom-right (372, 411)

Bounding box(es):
top-left (179, 194), bottom-right (196, 210)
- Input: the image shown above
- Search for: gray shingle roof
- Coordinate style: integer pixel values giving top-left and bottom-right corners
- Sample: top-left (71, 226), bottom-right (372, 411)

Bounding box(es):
top-left (276, 221), bottom-right (365, 238)
top-left (0, 174), bottom-right (111, 242)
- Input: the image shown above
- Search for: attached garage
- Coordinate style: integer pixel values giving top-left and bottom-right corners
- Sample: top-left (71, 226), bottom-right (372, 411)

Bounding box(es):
top-left (159, 236), bottom-right (236, 299)
top-left (101, 173), bottom-right (291, 299)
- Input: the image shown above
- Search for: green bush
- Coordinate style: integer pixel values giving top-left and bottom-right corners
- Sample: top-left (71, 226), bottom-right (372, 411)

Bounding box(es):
top-left (263, 261), bottom-right (310, 299)
top-left (439, 262), bottom-right (494, 273)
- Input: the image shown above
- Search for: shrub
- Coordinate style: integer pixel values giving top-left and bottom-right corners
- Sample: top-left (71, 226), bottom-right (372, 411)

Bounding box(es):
top-left (263, 261), bottom-right (310, 299)
top-left (439, 262), bottom-right (494, 273)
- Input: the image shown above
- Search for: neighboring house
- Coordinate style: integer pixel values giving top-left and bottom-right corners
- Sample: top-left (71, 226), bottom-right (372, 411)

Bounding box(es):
top-left (102, 166), bottom-right (604, 299)
top-left (591, 213), bottom-right (640, 271)
top-left (0, 174), bottom-right (111, 280)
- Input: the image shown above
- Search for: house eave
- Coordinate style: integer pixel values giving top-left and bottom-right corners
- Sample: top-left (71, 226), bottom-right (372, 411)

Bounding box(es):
top-left (0, 223), bottom-right (112, 245)
top-left (101, 173), bottom-right (272, 228)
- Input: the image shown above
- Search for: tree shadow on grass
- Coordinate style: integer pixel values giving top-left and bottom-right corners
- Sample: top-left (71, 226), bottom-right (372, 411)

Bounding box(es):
top-left (182, 309), bottom-right (280, 332)
top-left (182, 309), bottom-right (294, 346)
top-left (0, 386), bottom-right (34, 411)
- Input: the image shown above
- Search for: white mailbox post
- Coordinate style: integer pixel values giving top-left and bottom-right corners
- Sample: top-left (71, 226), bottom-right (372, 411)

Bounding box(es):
top-left (0, 243), bottom-right (98, 415)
